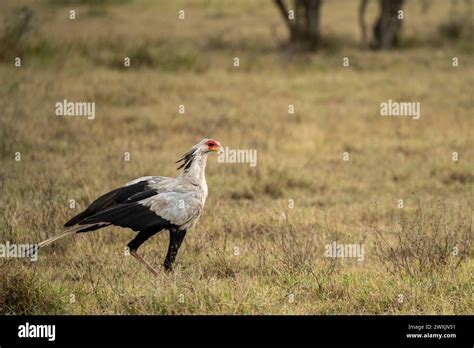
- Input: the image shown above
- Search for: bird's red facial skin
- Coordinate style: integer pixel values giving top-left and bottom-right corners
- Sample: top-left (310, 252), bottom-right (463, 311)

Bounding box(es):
top-left (205, 139), bottom-right (220, 152)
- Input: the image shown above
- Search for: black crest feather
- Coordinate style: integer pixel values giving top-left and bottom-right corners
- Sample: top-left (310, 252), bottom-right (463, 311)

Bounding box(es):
top-left (176, 148), bottom-right (197, 171)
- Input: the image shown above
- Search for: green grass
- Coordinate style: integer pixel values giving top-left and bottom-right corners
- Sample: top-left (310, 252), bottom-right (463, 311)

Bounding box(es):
top-left (0, 0), bottom-right (472, 314)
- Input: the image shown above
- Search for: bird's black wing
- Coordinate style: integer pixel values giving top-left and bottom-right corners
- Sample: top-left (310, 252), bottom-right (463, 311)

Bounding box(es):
top-left (77, 189), bottom-right (174, 232)
top-left (64, 180), bottom-right (152, 227)
top-left (77, 200), bottom-right (172, 232)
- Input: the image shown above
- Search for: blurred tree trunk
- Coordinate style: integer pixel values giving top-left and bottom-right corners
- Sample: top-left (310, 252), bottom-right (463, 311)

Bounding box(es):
top-left (359, 0), bottom-right (369, 46)
top-left (371, 0), bottom-right (404, 49)
top-left (274, 0), bottom-right (323, 50)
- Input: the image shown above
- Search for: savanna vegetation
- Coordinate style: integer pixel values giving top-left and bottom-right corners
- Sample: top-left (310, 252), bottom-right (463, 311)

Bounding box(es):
top-left (0, 0), bottom-right (472, 314)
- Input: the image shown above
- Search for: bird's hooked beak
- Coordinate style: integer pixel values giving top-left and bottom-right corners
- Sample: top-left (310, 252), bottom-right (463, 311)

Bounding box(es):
top-left (217, 144), bottom-right (224, 154)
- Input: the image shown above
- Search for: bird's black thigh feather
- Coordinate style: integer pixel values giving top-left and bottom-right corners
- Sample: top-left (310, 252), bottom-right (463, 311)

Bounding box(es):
top-left (163, 229), bottom-right (187, 271)
top-left (127, 228), bottom-right (162, 252)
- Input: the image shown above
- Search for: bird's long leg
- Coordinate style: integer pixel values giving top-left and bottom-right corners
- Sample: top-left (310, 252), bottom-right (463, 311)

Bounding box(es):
top-left (163, 229), bottom-right (187, 271)
top-left (130, 250), bottom-right (160, 277)
top-left (127, 228), bottom-right (161, 276)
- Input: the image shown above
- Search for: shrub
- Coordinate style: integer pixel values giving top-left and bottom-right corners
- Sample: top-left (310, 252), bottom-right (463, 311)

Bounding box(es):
top-left (0, 261), bottom-right (64, 314)
top-left (372, 201), bottom-right (472, 278)
top-left (0, 7), bottom-right (33, 61)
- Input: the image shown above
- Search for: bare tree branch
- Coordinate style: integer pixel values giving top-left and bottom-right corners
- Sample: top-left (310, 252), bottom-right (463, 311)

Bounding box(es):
top-left (273, 0), bottom-right (294, 32)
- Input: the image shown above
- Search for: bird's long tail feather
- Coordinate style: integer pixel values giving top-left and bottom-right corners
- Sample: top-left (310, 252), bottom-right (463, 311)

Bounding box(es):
top-left (37, 230), bottom-right (75, 249)
top-left (36, 224), bottom-right (97, 250)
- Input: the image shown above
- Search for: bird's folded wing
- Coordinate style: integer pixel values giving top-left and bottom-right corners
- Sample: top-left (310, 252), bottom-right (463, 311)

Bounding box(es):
top-left (125, 176), bottom-right (169, 186)
top-left (77, 191), bottom-right (202, 232)
top-left (65, 176), bottom-right (171, 227)
top-left (140, 191), bottom-right (203, 228)
top-left (65, 176), bottom-right (204, 232)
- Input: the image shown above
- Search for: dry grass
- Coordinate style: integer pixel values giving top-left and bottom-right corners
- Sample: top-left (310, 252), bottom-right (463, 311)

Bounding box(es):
top-left (0, 0), bottom-right (472, 314)
top-left (372, 200), bottom-right (472, 277)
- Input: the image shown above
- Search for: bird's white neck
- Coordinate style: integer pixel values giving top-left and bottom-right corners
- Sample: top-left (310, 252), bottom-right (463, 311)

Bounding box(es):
top-left (179, 151), bottom-right (208, 186)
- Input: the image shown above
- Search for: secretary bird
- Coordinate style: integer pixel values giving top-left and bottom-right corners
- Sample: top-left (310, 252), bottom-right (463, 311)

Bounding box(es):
top-left (34, 138), bottom-right (222, 275)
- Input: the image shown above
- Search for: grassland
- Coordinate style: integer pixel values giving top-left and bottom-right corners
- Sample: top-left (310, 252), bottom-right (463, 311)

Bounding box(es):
top-left (0, 0), bottom-right (472, 314)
